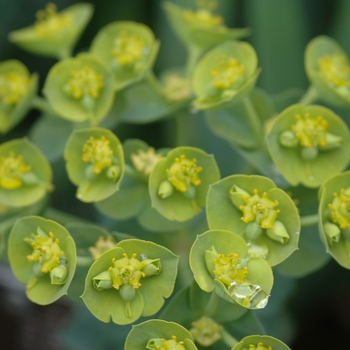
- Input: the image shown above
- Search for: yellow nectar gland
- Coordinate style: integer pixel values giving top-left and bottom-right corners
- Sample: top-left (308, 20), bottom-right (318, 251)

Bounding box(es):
top-left (291, 113), bottom-right (328, 148)
top-left (82, 136), bottom-right (113, 174)
top-left (148, 335), bottom-right (186, 350)
top-left (0, 152), bottom-right (31, 189)
top-left (0, 71), bottom-right (29, 106)
top-left (244, 342), bottom-right (272, 350)
top-left (239, 189), bottom-right (280, 229)
top-left (108, 253), bottom-right (146, 290)
top-left (213, 252), bottom-right (248, 286)
top-left (328, 187), bottom-right (350, 229)
top-left (34, 3), bottom-right (71, 37)
top-left (211, 55), bottom-right (245, 90)
top-left (67, 66), bottom-right (104, 100)
top-left (166, 154), bottom-right (202, 193)
top-left (318, 54), bottom-right (350, 89)
top-left (111, 30), bottom-right (146, 66)
top-left (25, 230), bottom-right (64, 274)
top-left (190, 316), bottom-right (222, 347)
top-left (130, 147), bottom-right (163, 176)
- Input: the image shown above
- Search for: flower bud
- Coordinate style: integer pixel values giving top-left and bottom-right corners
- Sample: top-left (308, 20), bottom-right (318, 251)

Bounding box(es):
top-left (50, 265), bottom-right (68, 285)
top-left (324, 222), bottom-right (341, 243)
top-left (142, 258), bottom-right (162, 276)
top-left (158, 180), bottom-right (174, 198)
top-left (93, 270), bottom-right (113, 291)
top-left (266, 220), bottom-right (290, 244)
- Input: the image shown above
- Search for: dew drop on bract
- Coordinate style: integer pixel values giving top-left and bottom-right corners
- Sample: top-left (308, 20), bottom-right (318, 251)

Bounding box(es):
top-left (227, 281), bottom-right (269, 309)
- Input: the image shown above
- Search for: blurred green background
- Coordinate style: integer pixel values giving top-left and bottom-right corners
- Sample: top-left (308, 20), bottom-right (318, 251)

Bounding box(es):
top-left (1, 0), bottom-right (350, 349)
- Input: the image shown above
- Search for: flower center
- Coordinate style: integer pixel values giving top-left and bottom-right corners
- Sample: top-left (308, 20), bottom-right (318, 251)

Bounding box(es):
top-left (82, 136), bottom-right (113, 174)
top-left (239, 189), bottom-right (280, 229)
top-left (184, 0), bottom-right (223, 27)
top-left (146, 335), bottom-right (186, 350)
top-left (213, 252), bottom-right (249, 286)
top-left (66, 66), bottom-right (104, 100)
top-left (328, 187), bottom-right (350, 229)
top-left (111, 30), bottom-right (146, 66)
top-left (190, 316), bottom-right (222, 347)
top-left (291, 113), bottom-right (328, 148)
top-left (130, 147), bottom-right (163, 176)
top-left (0, 72), bottom-right (29, 106)
top-left (89, 236), bottom-right (116, 260)
top-left (243, 342), bottom-right (272, 350)
top-left (166, 154), bottom-right (202, 193)
top-left (0, 152), bottom-right (31, 189)
top-left (162, 74), bottom-right (192, 102)
top-left (25, 227), bottom-right (65, 275)
top-left (34, 3), bottom-right (71, 37)
top-left (318, 54), bottom-right (350, 89)
top-left (211, 55), bottom-right (245, 90)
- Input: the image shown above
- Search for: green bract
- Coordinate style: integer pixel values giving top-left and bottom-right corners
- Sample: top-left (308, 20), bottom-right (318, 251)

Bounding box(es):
top-left (64, 127), bottom-right (124, 203)
top-left (206, 175), bottom-right (300, 266)
top-left (81, 239), bottom-right (179, 325)
top-left (0, 60), bottom-right (38, 134)
top-left (231, 335), bottom-right (291, 350)
top-left (90, 21), bottom-right (159, 91)
top-left (149, 146), bottom-right (220, 222)
top-left (162, 1), bottom-right (250, 51)
top-left (8, 3), bottom-right (93, 60)
top-left (8, 216), bottom-right (76, 305)
top-left (266, 104), bottom-right (350, 188)
top-left (192, 40), bottom-right (260, 110)
top-left (43, 53), bottom-right (114, 124)
top-left (318, 171), bottom-right (350, 269)
top-left (305, 35), bottom-right (350, 110)
top-left (125, 319), bottom-right (198, 350)
top-left (190, 230), bottom-right (273, 309)
top-left (0, 138), bottom-right (52, 208)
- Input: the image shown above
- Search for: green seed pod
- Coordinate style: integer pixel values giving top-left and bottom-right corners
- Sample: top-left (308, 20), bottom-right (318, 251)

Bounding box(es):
top-left (8, 3), bottom-right (93, 60)
top-left (192, 40), bottom-right (260, 110)
top-left (0, 60), bottom-right (38, 134)
top-left (207, 175), bottom-right (300, 266)
top-left (266, 104), bottom-right (350, 188)
top-left (125, 319), bottom-right (198, 350)
top-left (0, 138), bottom-right (53, 208)
top-left (43, 53), bottom-right (114, 125)
top-left (190, 229), bottom-right (273, 309)
top-left (64, 127), bottom-right (124, 203)
top-left (92, 270), bottom-right (113, 291)
top-left (90, 21), bottom-right (159, 91)
top-left (8, 216), bottom-right (76, 305)
top-left (149, 146), bottom-right (220, 222)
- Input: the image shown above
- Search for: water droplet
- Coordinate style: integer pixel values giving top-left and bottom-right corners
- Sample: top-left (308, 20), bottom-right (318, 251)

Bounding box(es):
top-left (295, 230), bottom-right (300, 235)
top-left (228, 281), bottom-right (269, 309)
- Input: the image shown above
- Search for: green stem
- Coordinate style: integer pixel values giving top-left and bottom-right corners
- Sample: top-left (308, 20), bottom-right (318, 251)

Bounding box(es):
top-left (186, 45), bottom-right (202, 77)
top-left (221, 328), bottom-right (239, 348)
top-left (300, 214), bottom-right (319, 227)
top-left (242, 96), bottom-right (264, 144)
top-left (76, 255), bottom-right (94, 267)
top-left (298, 85), bottom-right (319, 105)
top-left (175, 109), bottom-right (192, 146)
top-left (31, 96), bottom-right (57, 116)
top-left (204, 291), bottom-right (220, 317)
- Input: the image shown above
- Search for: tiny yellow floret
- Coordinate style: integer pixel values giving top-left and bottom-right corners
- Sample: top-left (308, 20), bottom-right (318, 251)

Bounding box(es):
top-left (318, 54), bottom-right (350, 89)
top-left (211, 55), bottom-right (245, 90)
top-left (190, 316), bottom-right (222, 347)
top-left (184, 0), bottom-right (223, 27)
top-left (0, 72), bottom-right (29, 105)
top-left (112, 30), bottom-right (146, 66)
top-left (328, 187), bottom-right (350, 229)
top-left (244, 342), bottom-right (273, 350)
top-left (89, 236), bottom-right (116, 260)
top-left (166, 154), bottom-right (202, 193)
top-left (162, 74), bottom-right (192, 102)
top-left (0, 152), bottom-right (31, 189)
top-left (82, 136), bottom-right (113, 174)
top-left (34, 3), bottom-right (71, 38)
top-left (67, 66), bottom-right (104, 100)
top-left (130, 147), bottom-right (163, 176)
